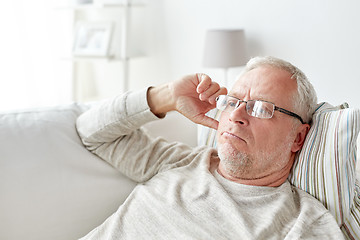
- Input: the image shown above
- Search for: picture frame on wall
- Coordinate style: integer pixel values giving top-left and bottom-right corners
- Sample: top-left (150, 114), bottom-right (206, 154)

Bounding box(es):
top-left (74, 0), bottom-right (93, 4)
top-left (73, 22), bottom-right (113, 57)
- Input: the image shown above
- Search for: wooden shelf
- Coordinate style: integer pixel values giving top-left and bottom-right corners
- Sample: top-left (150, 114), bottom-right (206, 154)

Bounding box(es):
top-left (56, 3), bottom-right (144, 10)
top-left (61, 56), bottom-right (119, 62)
top-left (61, 54), bottom-right (144, 63)
top-left (56, 0), bottom-right (146, 101)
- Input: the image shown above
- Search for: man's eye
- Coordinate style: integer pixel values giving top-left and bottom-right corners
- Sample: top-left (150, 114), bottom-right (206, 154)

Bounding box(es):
top-left (227, 100), bottom-right (237, 107)
top-left (255, 106), bottom-right (272, 116)
top-left (257, 108), bottom-right (265, 113)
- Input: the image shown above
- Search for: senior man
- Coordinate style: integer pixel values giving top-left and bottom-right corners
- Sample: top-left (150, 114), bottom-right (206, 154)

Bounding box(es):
top-left (76, 56), bottom-right (344, 239)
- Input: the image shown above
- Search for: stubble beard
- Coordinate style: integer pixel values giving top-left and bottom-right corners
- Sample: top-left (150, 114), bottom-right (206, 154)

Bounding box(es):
top-left (217, 134), bottom-right (294, 179)
top-left (217, 142), bottom-right (254, 178)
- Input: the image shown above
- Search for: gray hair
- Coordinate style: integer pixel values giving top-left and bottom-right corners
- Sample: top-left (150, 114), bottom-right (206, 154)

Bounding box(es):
top-left (242, 56), bottom-right (317, 124)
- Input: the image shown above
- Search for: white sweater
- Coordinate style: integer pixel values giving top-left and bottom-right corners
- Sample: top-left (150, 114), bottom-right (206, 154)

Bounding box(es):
top-left (76, 88), bottom-right (345, 240)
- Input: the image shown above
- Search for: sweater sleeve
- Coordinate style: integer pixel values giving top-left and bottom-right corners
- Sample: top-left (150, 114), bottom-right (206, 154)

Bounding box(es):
top-left (76, 88), bottom-right (195, 182)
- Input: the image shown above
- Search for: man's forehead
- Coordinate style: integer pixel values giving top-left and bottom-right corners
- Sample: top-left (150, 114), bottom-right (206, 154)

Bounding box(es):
top-left (229, 66), bottom-right (296, 103)
top-left (229, 72), bottom-right (272, 97)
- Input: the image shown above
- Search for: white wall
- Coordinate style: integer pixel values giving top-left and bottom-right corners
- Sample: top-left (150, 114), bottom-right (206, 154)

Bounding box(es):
top-left (124, 0), bottom-right (360, 146)
top-left (0, 1), bottom-right (73, 111)
top-left (131, 0), bottom-right (360, 102)
top-left (139, 0), bottom-right (360, 107)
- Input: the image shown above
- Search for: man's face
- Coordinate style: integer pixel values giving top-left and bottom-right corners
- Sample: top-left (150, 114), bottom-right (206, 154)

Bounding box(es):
top-left (216, 66), bottom-right (306, 186)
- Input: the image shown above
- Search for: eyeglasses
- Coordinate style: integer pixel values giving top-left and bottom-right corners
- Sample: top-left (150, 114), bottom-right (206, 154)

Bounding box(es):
top-left (216, 95), bottom-right (305, 124)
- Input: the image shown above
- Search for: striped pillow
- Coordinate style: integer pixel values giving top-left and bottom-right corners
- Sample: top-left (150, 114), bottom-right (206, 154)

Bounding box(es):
top-left (198, 103), bottom-right (360, 239)
top-left (288, 102), bottom-right (360, 239)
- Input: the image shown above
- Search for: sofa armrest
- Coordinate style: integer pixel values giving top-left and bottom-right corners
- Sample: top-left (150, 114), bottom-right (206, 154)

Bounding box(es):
top-left (0, 104), bottom-right (136, 240)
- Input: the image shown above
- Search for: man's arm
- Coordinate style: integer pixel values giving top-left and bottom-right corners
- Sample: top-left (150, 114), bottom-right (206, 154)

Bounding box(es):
top-left (76, 74), bottom-right (226, 182)
top-left (76, 73), bottom-right (226, 145)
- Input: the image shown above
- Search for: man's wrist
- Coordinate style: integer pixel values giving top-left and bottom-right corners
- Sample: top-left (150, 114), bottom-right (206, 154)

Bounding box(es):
top-left (147, 84), bottom-right (175, 117)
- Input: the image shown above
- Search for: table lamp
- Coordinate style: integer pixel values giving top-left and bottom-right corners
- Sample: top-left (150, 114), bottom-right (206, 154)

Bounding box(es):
top-left (203, 29), bottom-right (247, 86)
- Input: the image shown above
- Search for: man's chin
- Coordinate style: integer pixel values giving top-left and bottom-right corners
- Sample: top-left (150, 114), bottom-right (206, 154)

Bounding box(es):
top-left (217, 143), bottom-right (253, 178)
top-left (217, 160), bottom-right (254, 181)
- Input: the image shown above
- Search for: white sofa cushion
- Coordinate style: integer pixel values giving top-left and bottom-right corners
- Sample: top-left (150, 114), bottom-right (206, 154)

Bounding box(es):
top-left (0, 104), bottom-right (136, 240)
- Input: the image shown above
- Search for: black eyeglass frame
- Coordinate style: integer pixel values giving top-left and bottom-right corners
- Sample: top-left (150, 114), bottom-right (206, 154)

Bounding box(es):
top-left (216, 95), bottom-right (305, 124)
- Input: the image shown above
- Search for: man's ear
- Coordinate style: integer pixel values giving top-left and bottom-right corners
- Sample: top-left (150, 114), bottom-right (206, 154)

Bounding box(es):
top-left (291, 124), bottom-right (310, 153)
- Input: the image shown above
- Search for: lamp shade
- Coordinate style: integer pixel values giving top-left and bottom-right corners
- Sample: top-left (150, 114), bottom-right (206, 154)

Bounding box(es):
top-left (203, 29), bottom-right (247, 68)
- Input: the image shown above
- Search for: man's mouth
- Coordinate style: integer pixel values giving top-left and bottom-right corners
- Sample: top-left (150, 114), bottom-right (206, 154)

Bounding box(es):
top-left (221, 131), bottom-right (246, 143)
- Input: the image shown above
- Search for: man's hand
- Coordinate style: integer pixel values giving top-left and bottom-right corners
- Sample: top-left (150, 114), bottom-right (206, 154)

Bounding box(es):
top-left (147, 73), bottom-right (227, 129)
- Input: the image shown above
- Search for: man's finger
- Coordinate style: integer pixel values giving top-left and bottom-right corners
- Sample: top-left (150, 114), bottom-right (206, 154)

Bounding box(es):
top-left (196, 74), bottom-right (212, 94)
top-left (199, 82), bottom-right (220, 101)
top-left (207, 87), bottom-right (228, 104)
top-left (195, 115), bottom-right (219, 130)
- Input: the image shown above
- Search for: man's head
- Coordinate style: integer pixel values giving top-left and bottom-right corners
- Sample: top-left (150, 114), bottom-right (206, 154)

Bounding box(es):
top-left (216, 56), bottom-right (317, 187)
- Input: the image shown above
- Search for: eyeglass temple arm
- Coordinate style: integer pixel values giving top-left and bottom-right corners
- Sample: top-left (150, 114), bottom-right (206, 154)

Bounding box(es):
top-left (274, 107), bottom-right (305, 124)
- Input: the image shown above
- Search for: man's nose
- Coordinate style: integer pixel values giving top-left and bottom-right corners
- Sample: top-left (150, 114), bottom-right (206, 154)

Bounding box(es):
top-left (229, 102), bottom-right (249, 125)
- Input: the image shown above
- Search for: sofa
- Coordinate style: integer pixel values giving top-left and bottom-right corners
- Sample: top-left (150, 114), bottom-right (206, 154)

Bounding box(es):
top-left (0, 102), bottom-right (197, 240)
top-left (1, 101), bottom-right (360, 240)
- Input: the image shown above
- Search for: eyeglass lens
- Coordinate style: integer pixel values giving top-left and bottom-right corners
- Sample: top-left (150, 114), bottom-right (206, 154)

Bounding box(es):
top-left (216, 95), bottom-right (275, 119)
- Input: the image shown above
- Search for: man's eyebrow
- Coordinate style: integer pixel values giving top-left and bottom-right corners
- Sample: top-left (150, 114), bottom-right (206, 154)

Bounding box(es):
top-left (228, 93), bottom-right (269, 102)
top-left (255, 95), bottom-right (269, 101)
